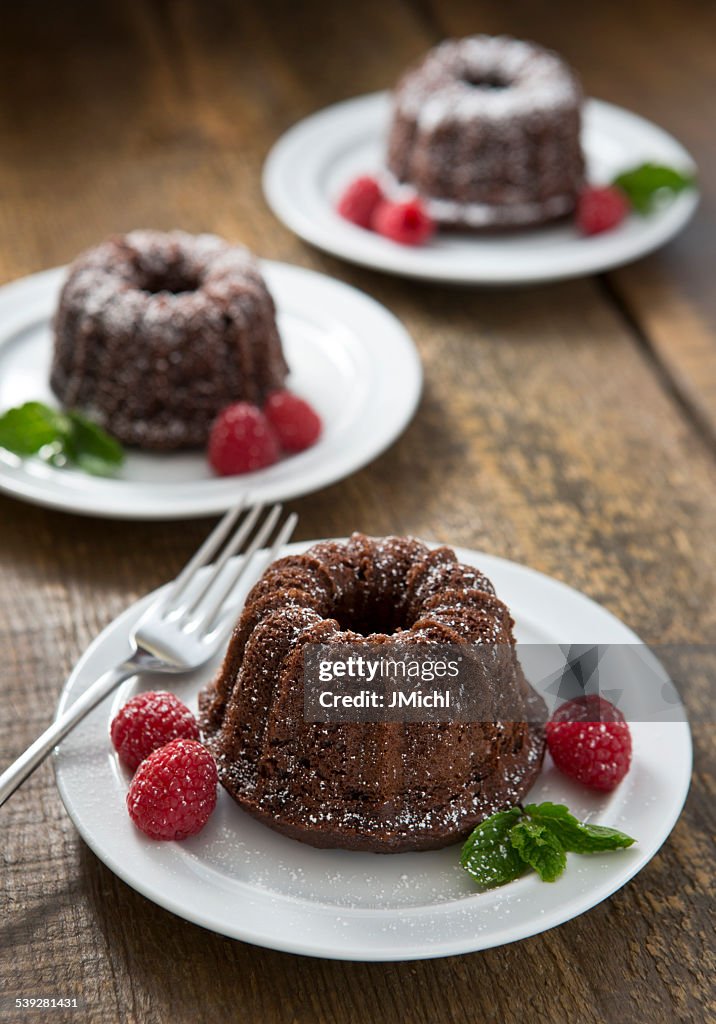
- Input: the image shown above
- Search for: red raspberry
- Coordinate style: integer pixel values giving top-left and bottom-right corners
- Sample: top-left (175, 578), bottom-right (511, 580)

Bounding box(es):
top-left (264, 390), bottom-right (322, 453)
top-left (336, 175), bottom-right (384, 228)
top-left (110, 691), bottom-right (199, 772)
top-left (576, 185), bottom-right (630, 235)
top-left (208, 402), bottom-right (280, 476)
top-left (372, 198), bottom-right (435, 246)
top-left (126, 739), bottom-right (218, 840)
top-left (546, 695), bottom-right (632, 792)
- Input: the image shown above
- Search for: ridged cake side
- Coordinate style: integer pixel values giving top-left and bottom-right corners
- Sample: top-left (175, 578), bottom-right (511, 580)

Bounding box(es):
top-left (199, 534), bottom-right (546, 853)
top-left (51, 230), bottom-right (289, 450)
top-left (386, 35), bottom-right (584, 229)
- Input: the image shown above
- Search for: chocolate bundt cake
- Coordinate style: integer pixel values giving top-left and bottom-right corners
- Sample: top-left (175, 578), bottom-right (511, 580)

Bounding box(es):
top-left (386, 35), bottom-right (585, 229)
top-left (51, 230), bottom-right (288, 450)
top-left (199, 534), bottom-right (546, 853)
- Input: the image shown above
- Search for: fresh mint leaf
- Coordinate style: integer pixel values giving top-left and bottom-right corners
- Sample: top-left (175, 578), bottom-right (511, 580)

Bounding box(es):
top-left (0, 401), bottom-right (124, 477)
top-left (509, 821), bottom-right (567, 882)
top-left (460, 808), bottom-right (528, 888)
top-left (66, 411), bottom-right (124, 476)
top-left (0, 402), bottom-right (66, 456)
top-left (524, 802), bottom-right (636, 853)
top-left (73, 452), bottom-right (121, 477)
top-left (613, 163), bottom-right (696, 214)
top-left (460, 802), bottom-right (638, 890)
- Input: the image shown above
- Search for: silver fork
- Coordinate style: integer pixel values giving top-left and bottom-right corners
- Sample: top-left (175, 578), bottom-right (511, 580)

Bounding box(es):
top-left (0, 500), bottom-right (297, 807)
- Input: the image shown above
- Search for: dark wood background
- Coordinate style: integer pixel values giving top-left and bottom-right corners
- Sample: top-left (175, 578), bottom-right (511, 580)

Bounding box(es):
top-left (1, 2), bottom-right (714, 1022)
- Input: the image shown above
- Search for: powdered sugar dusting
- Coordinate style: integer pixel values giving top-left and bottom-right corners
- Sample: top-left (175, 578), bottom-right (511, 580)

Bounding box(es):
top-left (199, 533), bottom-right (547, 852)
top-left (386, 34), bottom-right (584, 229)
top-left (50, 229), bottom-right (288, 449)
top-left (398, 36), bottom-right (581, 126)
top-left (382, 168), bottom-right (575, 226)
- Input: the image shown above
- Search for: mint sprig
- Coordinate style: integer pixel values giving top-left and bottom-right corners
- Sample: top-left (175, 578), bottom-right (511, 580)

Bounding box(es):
top-left (461, 802), bottom-right (636, 889)
top-left (524, 802), bottom-right (635, 853)
top-left (460, 808), bottom-right (527, 887)
top-left (612, 162), bottom-right (696, 214)
top-left (509, 820), bottom-right (567, 882)
top-left (0, 401), bottom-right (65, 455)
top-left (0, 401), bottom-right (124, 477)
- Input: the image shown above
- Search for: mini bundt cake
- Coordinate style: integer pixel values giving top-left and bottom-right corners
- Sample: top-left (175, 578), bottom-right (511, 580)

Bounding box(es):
top-left (51, 230), bottom-right (288, 450)
top-left (199, 534), bottom-right (546, 853)
top-left (386, 35), bottom-right (585, 229)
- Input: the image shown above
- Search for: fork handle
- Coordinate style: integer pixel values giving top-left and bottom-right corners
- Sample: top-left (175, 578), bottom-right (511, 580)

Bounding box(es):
top-left (0, 663), bottom-right (136, 807)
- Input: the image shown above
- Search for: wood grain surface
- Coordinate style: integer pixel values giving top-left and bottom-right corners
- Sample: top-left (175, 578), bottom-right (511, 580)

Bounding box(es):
top-left (0, 2), bottom-right (714, 1022)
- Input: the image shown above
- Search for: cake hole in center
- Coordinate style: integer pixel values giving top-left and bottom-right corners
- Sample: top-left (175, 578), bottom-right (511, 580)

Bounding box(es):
top-left (334, 603), bottom-right (412, 639)
top-left (461, 71), bottom-right (510, 91)
top-left (140, 270), bottom-right (200, 295)
top-left (132, 251), bottom-right (201, 295)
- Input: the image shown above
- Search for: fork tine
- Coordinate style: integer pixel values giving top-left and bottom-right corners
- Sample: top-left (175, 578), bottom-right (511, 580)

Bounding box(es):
top-left (199, 508), bottom-right (297, 633)
top-left (0, 498), bottom-right (299, 808)
top-left (265, 511), bottom-right (299, 563)
top-left (193, 503), bottom-right (282, 625)
top-left (180, 502), bottom-right (267, 620)
top-left (161, 497), bottom-right (248, 610)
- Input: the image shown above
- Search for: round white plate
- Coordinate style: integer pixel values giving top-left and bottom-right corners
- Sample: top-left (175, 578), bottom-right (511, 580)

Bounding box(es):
top-left (54, 542), bottom-right (691, 961)
top-left (263, 93), bottom-right (699, 284)
top-left (0, 264), bottom-right (421, 519)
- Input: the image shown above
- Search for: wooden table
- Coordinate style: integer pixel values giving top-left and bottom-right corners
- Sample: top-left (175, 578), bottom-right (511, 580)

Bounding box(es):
top-left (1, 2), bottom-right (714, 1021)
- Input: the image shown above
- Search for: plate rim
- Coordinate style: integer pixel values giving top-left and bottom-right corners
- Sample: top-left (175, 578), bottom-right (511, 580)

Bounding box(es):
top-left (0, 263), bottom-right (422, 520)
top-left (262, 92), bottom-right (700, 284)
top-left (53, 540), bottom-right (693, 961)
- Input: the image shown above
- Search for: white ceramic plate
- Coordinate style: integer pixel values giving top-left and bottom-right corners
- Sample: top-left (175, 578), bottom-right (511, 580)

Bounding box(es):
top-left (263, 94), bottom-right (699, 284)
top-left (0, 264), bottom-right (421, 519)
top-left (53, 542), bottom-right (691, 961)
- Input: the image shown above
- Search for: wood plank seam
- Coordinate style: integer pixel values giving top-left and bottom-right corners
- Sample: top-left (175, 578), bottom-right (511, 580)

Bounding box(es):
top-left (599, 274), bottom-right (716, 457)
